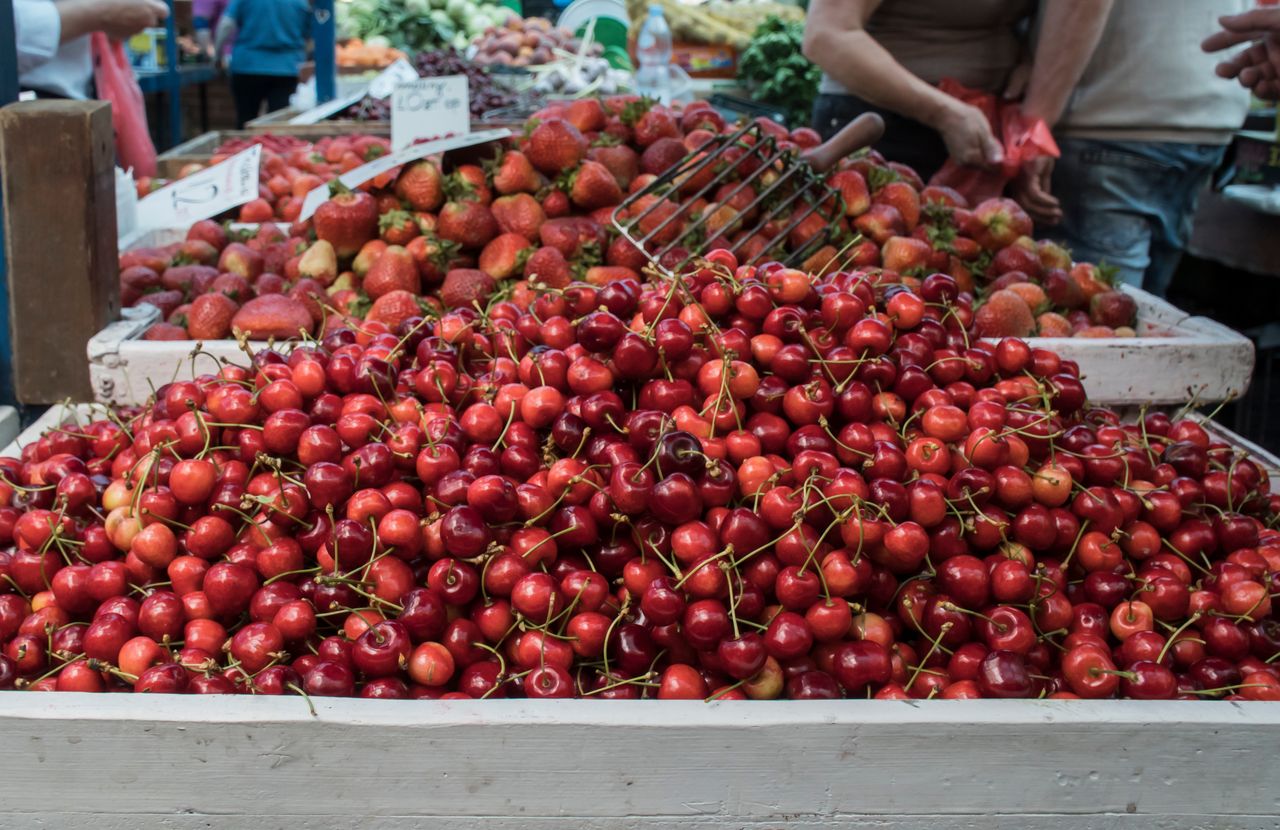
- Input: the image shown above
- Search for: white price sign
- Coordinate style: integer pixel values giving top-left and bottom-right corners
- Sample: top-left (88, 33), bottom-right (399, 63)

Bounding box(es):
top-left (368, 59), bottom-right (421, 99)
top-left (135, 144), bottom-right (261, 229)
top-left (298, 129), bottom-right (511, 221)
top-left (391, 75), bottom-right (470, 151)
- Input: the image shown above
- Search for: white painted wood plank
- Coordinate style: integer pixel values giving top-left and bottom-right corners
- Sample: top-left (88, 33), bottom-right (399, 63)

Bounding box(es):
top-left (0, 697), bottom-right (1277, 825)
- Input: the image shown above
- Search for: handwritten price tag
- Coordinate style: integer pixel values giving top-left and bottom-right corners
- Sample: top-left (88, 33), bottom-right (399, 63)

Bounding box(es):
top-left (368, 59), bottom-right (421, 99)
top-left (135, 145), bottom-right (261, 229)
top-left (298, 129), bottom-right (511, 221)
top-left (391, 75), bottom-right (470, 151)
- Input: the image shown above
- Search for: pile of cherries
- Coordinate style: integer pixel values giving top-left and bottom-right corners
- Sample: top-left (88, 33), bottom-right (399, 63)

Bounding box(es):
top-left (2, 253), bottom-right (1278, 701)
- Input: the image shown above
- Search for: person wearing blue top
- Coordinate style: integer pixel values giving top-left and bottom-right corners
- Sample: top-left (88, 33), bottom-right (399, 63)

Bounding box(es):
top-left (214, 0), bottom-right (311, 127)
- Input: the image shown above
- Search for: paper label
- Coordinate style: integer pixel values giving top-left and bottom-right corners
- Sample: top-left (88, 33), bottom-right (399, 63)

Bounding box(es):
top-left (289, 89), bottom-right (367, 124)
top-left (135, 145), bottom-right (261, 229)
top-left (368, 59), bottom-right (421, 99)
top-left (298, 128), bottom-right (511, 221)
top-left (391, 75), bottom-right (470, 151)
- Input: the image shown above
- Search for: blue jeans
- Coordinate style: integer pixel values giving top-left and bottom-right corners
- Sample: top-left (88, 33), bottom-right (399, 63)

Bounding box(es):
top-left (1047, 138), bottom-right (1226, 297)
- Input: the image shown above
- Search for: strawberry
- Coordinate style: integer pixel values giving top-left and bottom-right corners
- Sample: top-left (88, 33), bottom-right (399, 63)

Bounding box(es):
top-left (880, 236), bottom-right (932, 275)
top-left (218, 243), bottom-right (264, 279)
top-left (790, 127), bottom-right (821, 148)
top-left (853, 203), bottom-right (906, 245)
top-left (184, 293), bottom-right (236, 340)
top-left (827, 170), bottom-right (870, 218)
top-left (211, 273), bottom-right (251, 303)
top-left (680, 107), bottom-right (726, 134)
top-left (542, 189), bottom-right (571, 218)
top-left (1042, 268), bottom-right (1086, 310)
top-left (479, 233), bottom-right (534, 280)
top-left (186, 219), bottom-right (227, 250)
top-left (990, 238), bottom-right (1042, 279)
top-left (639, 137), bottom-right (687, 177)
top-left (568, 160), bottom-right (623, 210)
top-left (873, 181), bottom-right (921, 232)
top-left (887, 162), bottom-right (924, 190)
top-left (366, 289), bottom-right (425, 329)
top-left (491, 194), bottom-right (546, 242)
top-left (1037, 239), bottom-right (1073, 270)
top-left (379, 210), bottom-right (420, 245)
top-left (438, 200), bottom-right (498, 250)
top-left (298, 240), bottom-right (338, 286)
top-left (178, 239), bottom-right (219, 266)
top-left (539, 217), bottom-right (606, 259)
top-left (1089, 289), bottom-right (1137, 328)
top-left (137, 290), bottom-right (184, 321)
top-left (161, 264), bottom-right (217, 295)
top-left (406, 234), bottom-right (459, 286)
top-left (394, 160), bottom-right (444, 211)
top-left (565, 98), bottom-right (607, 134)
top-left (973, 289), bottom-right (1035, 338)
top-left (143, 323), bottom-right (189, 341)
top-left (1070, 262), bottom-right (1112, 301)
top-left (287, 277), bottom-right (326, 325)
top-left (523, 246), bottom-right (572, 289)
top-left (1036, 312), bottom-right (1073, 337)
top-left (314, 187), bottom-right (379, 258)
top-left (920, 185), bottom-right (968, 209)
top-left (352, 240), bottom-right (387, 277)
top-left (231, 294), bottom-right (315, 340)
top-left (363, 245), bottom-right (420, 299)
top-left (968, 198), bottom-right (1033, 251)
top-left (605, 235), bottom-right (649, 271)
top-left (1006, 282), bottom-right (1047, 312)
top-left (447, 165), bottom-right (492, 206)
top-left (440, 268), bottom-right (497, 309)
top-left (633, 106), bottom-right (680, 147)
top-left (583, 266), bottom-right (639, 286)
top-left (588, 145), bottom-right (640, 190)
top-left (628, 195), bottom-right (683, 246)
top-left (787, 208), bottom-right (829, 251)
top-left (492, 150), bottom-right (541, 195)
top-left (525, 118), bottom-right (587, 175)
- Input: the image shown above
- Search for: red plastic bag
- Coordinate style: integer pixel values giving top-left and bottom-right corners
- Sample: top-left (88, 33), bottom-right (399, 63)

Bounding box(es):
top-left (928, 78), bottom-right (1058, 205)
top-left (91, 33), bottom-right (158, 178)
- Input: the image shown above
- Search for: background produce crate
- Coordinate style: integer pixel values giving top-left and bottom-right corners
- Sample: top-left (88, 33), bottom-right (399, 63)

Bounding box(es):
top-left (156, 126), bottom-right (393, 176)
top-left (0, 696), bottom-right (1277, 828)
top-left (97, 232), bottom-right (1257, 406)
top-left (1011, 285), bottom-right (1254, 405)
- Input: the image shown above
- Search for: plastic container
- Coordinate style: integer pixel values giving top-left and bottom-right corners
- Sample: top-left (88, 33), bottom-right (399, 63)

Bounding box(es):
top-left (633, 5), bottom-right (673, 104)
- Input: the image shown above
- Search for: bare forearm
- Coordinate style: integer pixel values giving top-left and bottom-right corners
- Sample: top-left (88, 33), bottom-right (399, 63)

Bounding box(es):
top-left (802, 28), bottom-right (954, 129)
top-left (53, 0), bottom-right (102, 42)
top-left (1023, 0), bottom-right (1114, 126)
top-left (214, 15), bottom-right (236, 57)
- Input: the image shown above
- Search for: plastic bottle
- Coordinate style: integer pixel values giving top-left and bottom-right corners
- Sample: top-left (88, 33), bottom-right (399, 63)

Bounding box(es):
top-left (634, 5), bottom-right (673, 105)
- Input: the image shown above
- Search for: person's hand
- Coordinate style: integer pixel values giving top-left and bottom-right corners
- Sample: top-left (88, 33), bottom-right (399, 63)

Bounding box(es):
top-left (1203, 8), bottom-right (1280, 99)
top-left (934, 99), bottom-right (1004, 168)
top-left (96, 0), bottom-right (170, 40)
top-left (1013, 156), bottom-right (1061, 226)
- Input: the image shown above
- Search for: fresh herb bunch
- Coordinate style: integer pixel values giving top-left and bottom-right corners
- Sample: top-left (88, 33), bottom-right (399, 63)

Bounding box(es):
top-left (736, 16), bottom-right (820, 129)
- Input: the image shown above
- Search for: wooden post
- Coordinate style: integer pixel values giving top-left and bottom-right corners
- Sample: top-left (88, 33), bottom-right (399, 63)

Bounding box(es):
top-left (0, 101), bottom-right (119, 404)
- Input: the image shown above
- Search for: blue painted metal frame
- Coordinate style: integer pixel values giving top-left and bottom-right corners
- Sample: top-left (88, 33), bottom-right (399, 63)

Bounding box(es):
top-left (0, 0), bottom-right (17, 405)
top-left (314, 0), bottom-right (336, 104)
top-left (164, 0), bottom-right (180, 145)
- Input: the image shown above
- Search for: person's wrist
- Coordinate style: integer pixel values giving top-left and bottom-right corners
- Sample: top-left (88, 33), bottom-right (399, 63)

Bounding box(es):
top-left (921, 95), bottom-right (961, 132)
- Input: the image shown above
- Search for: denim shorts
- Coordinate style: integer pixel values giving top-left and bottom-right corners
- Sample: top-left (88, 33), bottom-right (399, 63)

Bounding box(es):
top-left (1047, 138), bottom-right (1226, 296)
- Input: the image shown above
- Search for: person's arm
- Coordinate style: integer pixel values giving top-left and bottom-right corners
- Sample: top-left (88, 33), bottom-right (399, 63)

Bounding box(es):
top-left (1013, 0), bottom-right (1113, 226)
top-left (801, 0), bottom-right (1002, 167)
top-left (1203, 8), bottom-right (1280, 100)
top-left (53, 0), bottom-right (170, 43)
top-left (1021, 0), bottom-right (1113, 127)
top-left (213, 14), bottom-right (238, 65)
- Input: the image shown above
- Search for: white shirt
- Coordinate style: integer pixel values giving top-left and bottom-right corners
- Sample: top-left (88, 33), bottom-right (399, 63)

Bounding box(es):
top-left (15, 0), bottom-right (94, 99)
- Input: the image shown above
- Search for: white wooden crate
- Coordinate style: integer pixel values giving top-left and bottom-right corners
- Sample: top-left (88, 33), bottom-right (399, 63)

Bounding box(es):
top-left (2, 411), bottom-right (1278, 828)
top-left (1010, 285), bottom-right (1256, 406)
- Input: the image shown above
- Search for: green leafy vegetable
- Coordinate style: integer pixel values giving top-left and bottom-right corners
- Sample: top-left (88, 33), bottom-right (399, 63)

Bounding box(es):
top-left (736, 17), bottom-right (820, 129)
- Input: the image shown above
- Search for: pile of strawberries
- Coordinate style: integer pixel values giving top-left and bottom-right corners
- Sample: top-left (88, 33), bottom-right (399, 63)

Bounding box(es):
top-left (125, 98), bottom-right (1146, 342)
top-left (138, 133), bottom-right (394, 224)
top-left (5, 244), bottom-right (1280, 700)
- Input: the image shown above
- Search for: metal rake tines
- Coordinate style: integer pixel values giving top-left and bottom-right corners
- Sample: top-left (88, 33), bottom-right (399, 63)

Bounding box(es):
top-left (611, 121), bottom-right (843, 275)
